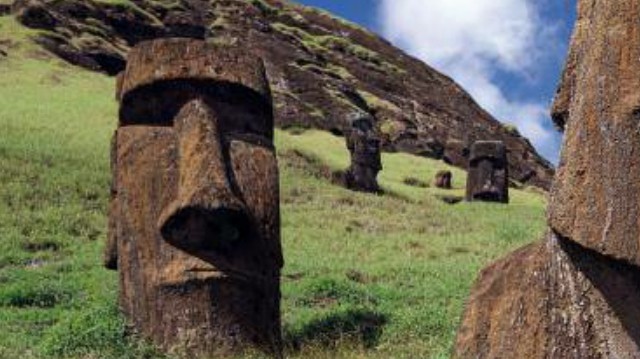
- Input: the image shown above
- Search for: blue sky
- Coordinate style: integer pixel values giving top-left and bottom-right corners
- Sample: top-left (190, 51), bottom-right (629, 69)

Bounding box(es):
top-left (297, 0), bottom-right (578, 164)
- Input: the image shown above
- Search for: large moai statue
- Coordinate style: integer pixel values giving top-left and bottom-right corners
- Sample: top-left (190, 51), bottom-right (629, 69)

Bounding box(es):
top-left (454, 1), bottom-right (640, 358)
top-left (344, 114), bottom-right (382, 193)
top-left (105, 38), bottom-right (283, 357)
top-left (465, 141), bottom-right (508, 203)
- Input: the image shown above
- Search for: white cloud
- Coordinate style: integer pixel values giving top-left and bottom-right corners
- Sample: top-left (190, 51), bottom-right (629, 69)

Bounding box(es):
top-left (377, 0), bottom-right (560, 163)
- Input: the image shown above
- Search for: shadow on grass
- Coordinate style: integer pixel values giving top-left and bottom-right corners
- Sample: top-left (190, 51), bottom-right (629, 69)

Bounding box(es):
top-left (285, 308), bottom-right (388, 351)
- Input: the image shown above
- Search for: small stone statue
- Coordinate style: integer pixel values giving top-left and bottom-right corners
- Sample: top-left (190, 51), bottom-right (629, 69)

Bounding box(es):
top-left (465, 141), bottom-right (508, 203)
top-left (434, 170), bottom-right (452, 189)
top-left (344, 114), bottom-right (382, 193)
top-left (105, 38), bottom-right (283, 357)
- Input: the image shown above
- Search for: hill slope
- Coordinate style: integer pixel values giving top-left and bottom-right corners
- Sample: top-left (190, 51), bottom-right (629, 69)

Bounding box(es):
top-left (0, 14), bottom-right (548, 358)
top-left (9, 0), bottom-right (555, 189)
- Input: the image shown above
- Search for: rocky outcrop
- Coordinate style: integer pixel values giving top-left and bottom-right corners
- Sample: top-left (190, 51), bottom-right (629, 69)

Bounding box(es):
top-left (454, 1), bottom-right (640, 357)
top-left (11, 0), bottom-right (554, 189)
top-left (108, 38), bottom-right (283, 357)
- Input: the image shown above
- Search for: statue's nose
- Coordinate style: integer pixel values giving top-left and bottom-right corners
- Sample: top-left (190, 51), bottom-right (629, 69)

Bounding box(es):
top-left (158, 98), bottom-right (249, 253)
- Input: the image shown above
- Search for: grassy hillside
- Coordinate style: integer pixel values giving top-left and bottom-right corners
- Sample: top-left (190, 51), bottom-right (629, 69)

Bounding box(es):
top-left (0, 16), bottom-right (547, 359)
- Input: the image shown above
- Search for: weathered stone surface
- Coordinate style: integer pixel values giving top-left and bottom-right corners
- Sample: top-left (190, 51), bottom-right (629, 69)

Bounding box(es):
top-left (465, 141), bottom-right (508, 203)
top-left (109, 38), bottom-right (282, 357)
top-left (344, 114), bottom-right (381, 193)
top-left (454, 1), bottom-right (640, 357)
top-left (455, 232), bottom-right (640, 359)
top-left (434, 170), bottom-right (452, 189)
top-left (547, 0), bottom-right (640, 266)
top-left (12, 0), bottom-right (555, 189)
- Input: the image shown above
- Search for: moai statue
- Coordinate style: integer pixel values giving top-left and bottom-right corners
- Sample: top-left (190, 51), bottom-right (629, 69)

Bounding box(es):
top-left (434, 170), bottom-right (452, 189)
top-left (454, 1), bottom-right (640, 357)
top-left (465, 141), bottom-right (508, 203)
top-left (344, 114), bottom-right (382, 193)
top-left (105, 38), bottom-right (283, 357)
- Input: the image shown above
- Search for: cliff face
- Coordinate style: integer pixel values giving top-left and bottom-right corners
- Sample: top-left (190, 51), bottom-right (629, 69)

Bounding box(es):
top-left (10, 0), bottom-right (555, 188)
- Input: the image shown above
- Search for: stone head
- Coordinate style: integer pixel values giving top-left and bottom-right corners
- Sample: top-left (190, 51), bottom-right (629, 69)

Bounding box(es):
top-left (111, 38), bottom-right (282, 356)
top-left (344, 113), bottom-right (382, 192)
top-left (547, 0), bottom-right (640, 266)
top-left (466, 141), bottom-right (508, 203)
top-left (434, 170), bottom-right (452, 189)
top-left (347, 114), bottom-right (381, 169)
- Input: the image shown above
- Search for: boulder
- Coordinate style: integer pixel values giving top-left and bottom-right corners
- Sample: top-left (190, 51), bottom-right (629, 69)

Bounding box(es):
top-left (106, 38), bottom-right (283, 357)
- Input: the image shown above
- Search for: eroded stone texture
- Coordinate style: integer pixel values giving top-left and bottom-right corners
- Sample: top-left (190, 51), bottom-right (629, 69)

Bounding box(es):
top-left (434, 170), bottom-right (452, 189)
top-left (343, 114), bottom-right (382, 193)
top-left (465, 141), bottom-right (508, 203)
top-left (455, 232), bottom-right (640, 359)
top-left (454, 1), bottom-right (640, 357)
top-left (107, 38), bottom-right (282, 357)
top-left (547, 0), bottom-right (640, 266)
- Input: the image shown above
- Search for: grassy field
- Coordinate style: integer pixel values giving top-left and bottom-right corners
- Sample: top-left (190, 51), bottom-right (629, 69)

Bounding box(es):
top-left (0, 15), bottom-right (547, 359)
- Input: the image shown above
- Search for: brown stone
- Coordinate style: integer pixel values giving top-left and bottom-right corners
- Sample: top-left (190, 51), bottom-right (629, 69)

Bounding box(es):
top-left (343, 113), bottom-right (382, 193)
top-left (107, 38), bottom-right (283, 357)
top-left (434, 170), bottom-right (452, 189)
top-left (455, 232), bottom-right (640, 358)
top-left (454, 1), bottom-right (640, 357)
top-left (465, 141), bottom-right (508, 203)
top-left (547, 0), bottom-right (640, 267)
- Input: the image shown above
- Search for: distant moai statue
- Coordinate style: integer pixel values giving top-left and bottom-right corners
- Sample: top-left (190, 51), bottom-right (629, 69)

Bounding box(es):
top-left (105, 38), bottom-right (283, 357)
top-left (434, 170), bottom-right (452, 189)
top-left (465, 141), bottom-right (508, 203)
top-left (344, 113), bottom-right (382, 193)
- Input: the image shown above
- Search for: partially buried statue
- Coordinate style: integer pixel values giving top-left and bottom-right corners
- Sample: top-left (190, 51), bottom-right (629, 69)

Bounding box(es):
top-left (104, 38), bottom-right (283, 357)
top-left (454, 1), bottom-right (640, 357)
top-left (434, 170), bottom-right (452, 189)
top-left (344, 113), bottom-right (382, 193)
top-left (465, 141), bottom-right (508, 203)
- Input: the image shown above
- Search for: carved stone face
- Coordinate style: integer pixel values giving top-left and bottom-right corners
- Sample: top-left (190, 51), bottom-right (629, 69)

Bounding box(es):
top-left (107, 39), bottom-right (282, 356)
top-left (547, 0), bottom-right (640, 266)
top-left (466, 141), bottom-right (508, 203)
top-left (345, 115), bottom-right (382, 193)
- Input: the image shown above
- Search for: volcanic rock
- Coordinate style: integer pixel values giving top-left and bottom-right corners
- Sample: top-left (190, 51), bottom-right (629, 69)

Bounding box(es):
top-left (11, 0), bottom-right (555, 189)
top-left (108, 38), bottom-right (283, 357)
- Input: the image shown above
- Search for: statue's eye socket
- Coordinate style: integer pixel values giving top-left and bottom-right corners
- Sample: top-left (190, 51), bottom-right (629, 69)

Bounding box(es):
top-left (119, 80), bottom-right (273, 131)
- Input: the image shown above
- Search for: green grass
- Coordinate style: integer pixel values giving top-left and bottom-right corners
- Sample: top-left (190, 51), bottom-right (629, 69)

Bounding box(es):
top-left (0, 16), bottom-right (546, 358)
